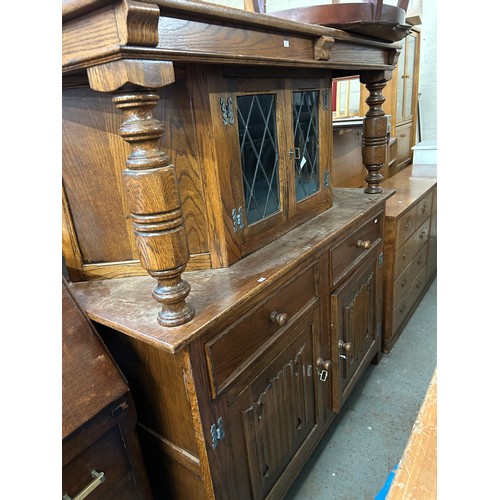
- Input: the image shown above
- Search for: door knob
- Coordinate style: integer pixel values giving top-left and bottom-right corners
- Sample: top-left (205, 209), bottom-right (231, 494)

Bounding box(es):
top-left (338, 340), bottom-right (351, 351)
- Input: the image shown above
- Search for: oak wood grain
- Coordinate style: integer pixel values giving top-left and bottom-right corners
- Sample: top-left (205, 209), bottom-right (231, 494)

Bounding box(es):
top-left (68, 188), bottom-right (395, 353)
top-left (387, 370), bottom-right (437, 500)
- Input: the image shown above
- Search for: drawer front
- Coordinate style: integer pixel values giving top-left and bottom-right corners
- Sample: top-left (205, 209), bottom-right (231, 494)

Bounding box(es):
top-left (392, 265), bottom-right (427, 336)
top-left (393, 242), bottom-right (428, 306)
top-left (62, 425), bottom-right (131, 499)
top-left (330, 212), bottom-right (383, 288)
top-left (395, 191), bottom-right (433, 249)
top-left (205, 263), bottom-right (318, 396)
top-left (394, 218), bottom-right (430, 277)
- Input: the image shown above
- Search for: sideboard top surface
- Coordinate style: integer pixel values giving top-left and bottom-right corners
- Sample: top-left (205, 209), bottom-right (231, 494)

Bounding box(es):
top-left (382, 166), bottom-right (437, 219)
top-left (69, 188), bottom-right (395, 354)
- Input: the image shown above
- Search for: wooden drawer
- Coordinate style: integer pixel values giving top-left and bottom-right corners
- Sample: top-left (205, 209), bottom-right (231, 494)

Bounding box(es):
top-left (330, 212), bottom-right (383, 288)
top-left (205, 263), bottom-right (318, 397)
top-left (394, 218), bottom-right (430, 277)
top-left (391, 265), bottom-right (427, 336)
top-left (393, 242), bottom-right (428, 306)
top-left (62, 425), bottom-right (132, 499)
top-left (395, 190), bottom-right (433, 249)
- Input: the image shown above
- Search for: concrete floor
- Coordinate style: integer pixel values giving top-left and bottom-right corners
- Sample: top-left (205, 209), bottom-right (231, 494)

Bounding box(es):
top-left (285, 278), bottom-right (437, 500)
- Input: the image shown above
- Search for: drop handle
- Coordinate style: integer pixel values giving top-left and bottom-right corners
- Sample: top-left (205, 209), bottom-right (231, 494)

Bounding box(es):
top-left (316, 357), bottom-right (332, 370)
top-left (356, 240), bottom-right (372, 249)
top-left (269, 311), bottom-right (289, 326)
top-left (63, 470), bottom-right (106, 500)
top-left (338, 339), bottom-right (352, 351)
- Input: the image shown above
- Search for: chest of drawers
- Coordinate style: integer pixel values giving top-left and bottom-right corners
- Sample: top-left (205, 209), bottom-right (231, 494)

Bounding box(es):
top-left (62, 280), bottom-right (152, 500)
top-left (380, 167), bottom-right (437, 352)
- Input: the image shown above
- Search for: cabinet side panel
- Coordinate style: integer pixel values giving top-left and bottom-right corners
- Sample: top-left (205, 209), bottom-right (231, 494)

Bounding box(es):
top-left (62, 87), bottom-right (135, 265)
top-left (62, 83), bottom-right (210, 277)
top-left (97, 325), bottom-right (199, 456)
top-left (138, 428), bottom-right (206, 500)
top-left (159, 82), bottom-right (210, 257)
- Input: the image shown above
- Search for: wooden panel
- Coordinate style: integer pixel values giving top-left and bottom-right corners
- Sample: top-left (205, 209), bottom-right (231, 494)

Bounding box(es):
top-left (159, 82), bottom-right (210, 256)
top-left (330, 211), bottom-right (383, 288)
top-left (138, 427), bottom-right (206, 500)
top-left (395, 121), bottom-right (413, 169)
top-left (62, 280), bottom-right (127, 439)
top-left (331, 251), bottom-right (381, 411)
top-left (426, 188), bottom-right (437, 281)
top-left (387, 370), bottom-right (437, 500)
top-left (62, 87), bottom-right (135, 265)
top-left (97, 325), bottom-right (200, 457)
top-left (224, 310), bottom-right (319, 500)
top-left (158, 16), bottom-right (314, 61)
top-left (394, 217), bottom-right (430, 277)
top-left (332, 126), bottom-right (364, 188)
top-left (62, 426), bottom-right (131, 499)
top-left (205, 263), bottom-right (318, 396)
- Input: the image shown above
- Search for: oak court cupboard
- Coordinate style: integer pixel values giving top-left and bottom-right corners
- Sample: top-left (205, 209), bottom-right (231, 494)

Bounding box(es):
top-left (62, 1), bottom-right (405, 497)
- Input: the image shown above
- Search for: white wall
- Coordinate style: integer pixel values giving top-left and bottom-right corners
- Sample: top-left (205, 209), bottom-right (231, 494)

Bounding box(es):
top-left (416, 0), bottom-right (437, 142)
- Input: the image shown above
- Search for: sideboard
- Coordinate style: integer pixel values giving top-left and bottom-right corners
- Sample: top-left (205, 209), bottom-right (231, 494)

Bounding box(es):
top-left (62, 1), bottom-right (401, 498)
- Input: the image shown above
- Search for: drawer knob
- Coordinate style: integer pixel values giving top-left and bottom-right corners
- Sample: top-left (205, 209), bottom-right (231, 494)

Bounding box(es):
top-left (356, 240), bottom-right (372, 249)
top-left (63, 469), bottom-right (106, 500)
top-left (399, 303), bottom-right (407, 313)
top-left (419, 230), bottom-right (427, 240)
top-left (316, 357), bottom-right (333, 371)
top-left (422, 202), bottom-right (429, 213)
top-left (401, 277), bottom-right (408, 287)
top-left (404, 221), bottom-right (412, 231)
top-left (269, 311), bottom-right (289, 326)
top-left (338, 339), bottom-right (352, 351)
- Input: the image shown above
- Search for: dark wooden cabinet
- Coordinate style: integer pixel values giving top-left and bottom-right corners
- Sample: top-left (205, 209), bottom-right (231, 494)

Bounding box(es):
top-left (62, 280), bottom-right (152, 500)
top-left (62, 1), bottom-right (401, 498)
top-left (71, 190), bottom-right (392, 499)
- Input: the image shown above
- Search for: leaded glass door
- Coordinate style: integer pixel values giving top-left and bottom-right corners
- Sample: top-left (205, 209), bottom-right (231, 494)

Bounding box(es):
top-left (217, 75), bottom-right (333, 261)
top-left (237, 93), bottom-right (281, 226)
top-left (293, 90), bottom-right (320, 202)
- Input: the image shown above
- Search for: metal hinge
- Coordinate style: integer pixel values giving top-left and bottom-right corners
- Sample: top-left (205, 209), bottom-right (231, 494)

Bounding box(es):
top-left (323, 171), bottom-right (330, 187)
top-left (232, 207), bottom-right (245, 232)
top-left (221, 96), bottom-right (234, 126)
top-left (321, 89), bottom-right (329, 111)
top-left (378, 253), bottom-right (384, 269)
top-left (211, 417), bottom-right (225, 449)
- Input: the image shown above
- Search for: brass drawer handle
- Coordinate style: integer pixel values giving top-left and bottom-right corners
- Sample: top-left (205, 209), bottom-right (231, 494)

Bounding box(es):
top-left (338, 339), bottom-right (352, 351)
top-left (269, 311), bottom-right (289, 326)
top-left (399, 303), bottom-right (406, 313)
top-left (404, 221), bottom-right (412, 231)
top-left (402, 252), bottom-right (408, 260)
top-left (63, 470), bottom-right (106, 500)
top-left (421, 202), bottom-right (429, 213)
top-left (356, 240), bottom-right (372, 249)
top-left (419, 230), bottom-right (427, 240)
top-left (401, 277), bottom-right (408, 287)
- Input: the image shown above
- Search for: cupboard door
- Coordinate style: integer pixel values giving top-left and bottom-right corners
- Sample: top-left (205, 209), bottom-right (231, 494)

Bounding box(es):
top-left (220, 308), bottom-right (322, 500)
top-left (331, 252), bottom-right (382, 411)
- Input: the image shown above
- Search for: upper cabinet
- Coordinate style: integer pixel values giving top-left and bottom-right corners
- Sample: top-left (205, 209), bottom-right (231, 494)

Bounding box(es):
top-left (217, 74), bottom-right (333, 259)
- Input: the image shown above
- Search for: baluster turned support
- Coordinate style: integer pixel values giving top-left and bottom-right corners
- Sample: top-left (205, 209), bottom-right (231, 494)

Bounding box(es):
top-left (87, 60), bottom-right (194, 327)
top-left (360, 72), bottom-right (390, 194)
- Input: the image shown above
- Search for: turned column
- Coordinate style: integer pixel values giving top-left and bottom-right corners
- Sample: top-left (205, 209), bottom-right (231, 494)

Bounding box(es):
top-left (87, 60), bottom-right (194, 327)
top-left (360, 72), bottom-right (390, 194)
